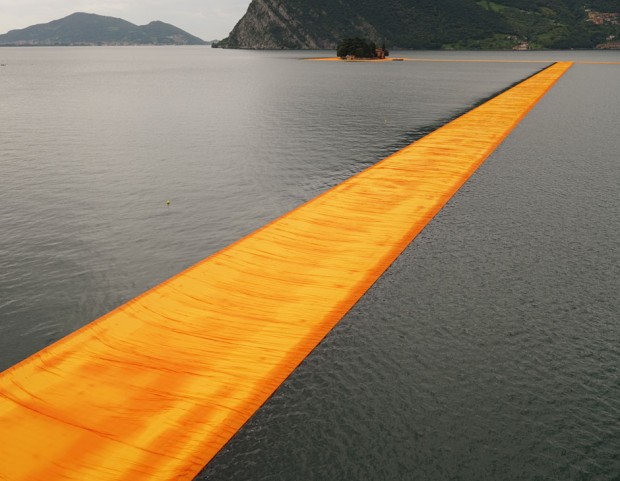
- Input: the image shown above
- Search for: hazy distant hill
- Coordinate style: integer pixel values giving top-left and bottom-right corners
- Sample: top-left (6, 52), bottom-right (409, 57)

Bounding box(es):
top-left (0, 12), bottom-right (206, 46)
top-left (215, 0), bottom-right (619, 50)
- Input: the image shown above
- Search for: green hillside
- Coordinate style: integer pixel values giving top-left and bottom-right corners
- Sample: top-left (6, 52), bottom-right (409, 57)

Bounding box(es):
top-left (472, 0), bottom-right (619, 49)
top-left (216, 0), bottom-right (619, 50)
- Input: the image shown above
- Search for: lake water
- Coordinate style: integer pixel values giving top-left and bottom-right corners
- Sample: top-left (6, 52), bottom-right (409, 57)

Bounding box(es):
top-left (1, 47), bottom-right (618, 480)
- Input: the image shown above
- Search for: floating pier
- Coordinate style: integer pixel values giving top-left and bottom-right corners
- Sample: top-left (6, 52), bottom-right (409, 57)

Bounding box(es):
top-left (0, 62), bottom-right (572, 480)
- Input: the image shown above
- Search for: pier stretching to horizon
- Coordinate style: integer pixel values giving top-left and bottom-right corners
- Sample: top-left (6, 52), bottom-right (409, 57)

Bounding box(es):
top-left (0, 61), bottom-right (576, 480)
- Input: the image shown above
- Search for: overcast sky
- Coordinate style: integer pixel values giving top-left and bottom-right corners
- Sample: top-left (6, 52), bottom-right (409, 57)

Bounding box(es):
top-left (0, 0), bottom-right (253, 40)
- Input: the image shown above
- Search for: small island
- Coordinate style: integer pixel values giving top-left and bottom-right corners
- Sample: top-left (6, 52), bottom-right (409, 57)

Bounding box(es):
top-left (336, 37), bottom-right (389, 60)
top-left (305, 38), bottom-right (403, 62)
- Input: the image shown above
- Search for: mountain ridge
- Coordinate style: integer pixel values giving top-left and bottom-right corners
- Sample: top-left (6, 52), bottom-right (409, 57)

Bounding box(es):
top-left (215, 0), bottom-right (619, 50)
top-left (0, 12), bottom-right (206, 46)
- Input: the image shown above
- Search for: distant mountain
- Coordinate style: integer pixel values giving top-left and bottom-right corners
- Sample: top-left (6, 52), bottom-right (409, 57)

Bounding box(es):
top-left (215, 0), bottom-right (619, 50)
top-left (0, 12), bottom-right (206, 46)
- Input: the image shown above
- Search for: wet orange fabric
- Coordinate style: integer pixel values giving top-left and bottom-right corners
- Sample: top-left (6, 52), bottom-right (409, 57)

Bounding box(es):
top-left (0, 62), bottom-right (572, 481)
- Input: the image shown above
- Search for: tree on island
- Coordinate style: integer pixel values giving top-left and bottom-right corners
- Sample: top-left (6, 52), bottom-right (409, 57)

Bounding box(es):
top-left (336, 37), bottom-right (389, 59)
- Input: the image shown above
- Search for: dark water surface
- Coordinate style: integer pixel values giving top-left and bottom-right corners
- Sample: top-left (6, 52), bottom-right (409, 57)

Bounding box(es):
top-left (1, 48), bottom-right (618, 480)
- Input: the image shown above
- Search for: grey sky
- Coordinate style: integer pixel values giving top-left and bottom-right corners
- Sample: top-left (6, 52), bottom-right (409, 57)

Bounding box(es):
top-left (0, 0), bottom-right (252, 40)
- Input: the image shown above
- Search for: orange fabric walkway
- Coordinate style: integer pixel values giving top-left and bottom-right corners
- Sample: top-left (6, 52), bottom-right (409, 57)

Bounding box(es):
top-left (0, 62), bottom-right (572, 481)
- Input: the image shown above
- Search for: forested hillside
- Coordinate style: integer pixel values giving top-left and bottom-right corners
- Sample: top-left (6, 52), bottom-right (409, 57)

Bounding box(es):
top-left (215, 0), bottom-right (619, 49)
